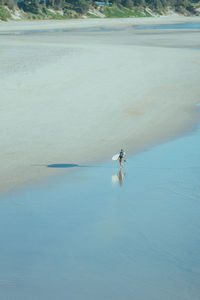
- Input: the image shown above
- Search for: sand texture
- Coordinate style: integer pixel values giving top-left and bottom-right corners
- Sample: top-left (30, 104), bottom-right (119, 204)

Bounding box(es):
top-left (1, 17), bottom-right (200, 193)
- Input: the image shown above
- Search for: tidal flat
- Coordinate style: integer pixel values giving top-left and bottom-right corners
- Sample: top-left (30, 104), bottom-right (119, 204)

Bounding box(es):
top-left (0, 121), bottom-right (200, 300)
top-left (0, 17), bottom-right (200, 192)
top-left (0, 18), bottom-right (200, 299)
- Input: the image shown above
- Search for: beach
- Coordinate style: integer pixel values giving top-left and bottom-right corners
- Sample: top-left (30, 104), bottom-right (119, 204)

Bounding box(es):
top-left (1, 17), bottom-right (200, 193)
top-left (0, 115), bottom-right (200, 300)
top-left (0, 17), bottom-right (200, 300)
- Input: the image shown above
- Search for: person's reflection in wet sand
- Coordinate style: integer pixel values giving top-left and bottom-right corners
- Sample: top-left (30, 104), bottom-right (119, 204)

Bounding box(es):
top-left (112, 168), bottom-right (125, 186)
top-left (118, 168), bottom-right (125, 186)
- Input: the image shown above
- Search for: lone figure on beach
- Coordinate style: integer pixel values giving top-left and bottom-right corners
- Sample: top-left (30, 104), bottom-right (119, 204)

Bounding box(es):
top-left (119, 149), bottom-right (126, 167)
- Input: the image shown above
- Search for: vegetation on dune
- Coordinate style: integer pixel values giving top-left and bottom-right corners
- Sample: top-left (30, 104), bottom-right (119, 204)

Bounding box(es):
top-left (0, 5), bottom-right (12, 20)
top-left (101, 4), bottom-right (148, 18)
top-left (0, 0), bottom-right (199, 21)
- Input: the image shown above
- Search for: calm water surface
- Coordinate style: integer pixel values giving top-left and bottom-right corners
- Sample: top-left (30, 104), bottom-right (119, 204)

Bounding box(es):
top-left (0, 123), bottom-right (200, 299)
top-left (1, 21), bottom-right (200, 36)
top-left (134, 22), bottom-right (200, 30)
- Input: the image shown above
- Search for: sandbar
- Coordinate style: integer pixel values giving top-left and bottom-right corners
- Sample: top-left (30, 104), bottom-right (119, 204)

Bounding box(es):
top-left (1, 16), bottom-right (200, 193)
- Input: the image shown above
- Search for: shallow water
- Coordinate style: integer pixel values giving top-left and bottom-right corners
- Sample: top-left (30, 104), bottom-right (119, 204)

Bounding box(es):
top-left (134, 22), bottom-right (200, 30)
top-left (1, 21), bottom-right (200, 36)
top-left (0, 122), bottom-right (200, 299)
top-left (0, 26), bottom-right (121, 36)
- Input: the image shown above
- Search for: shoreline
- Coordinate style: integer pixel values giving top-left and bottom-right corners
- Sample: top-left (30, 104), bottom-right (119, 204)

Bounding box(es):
top-left (1, 16), bottom-right (200, 33)
top-left (1, 17), bottom-right (200, 194)
top-left (1, 110), bottom-right (200, 299)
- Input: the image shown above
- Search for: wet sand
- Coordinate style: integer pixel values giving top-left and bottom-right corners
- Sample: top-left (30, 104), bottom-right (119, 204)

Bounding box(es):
top-left (1, 17), bottom-right (200, 300)
top-left (0, 119), bottom-right (199, 299)
top-left (1, 17), bottom-right (200, 192)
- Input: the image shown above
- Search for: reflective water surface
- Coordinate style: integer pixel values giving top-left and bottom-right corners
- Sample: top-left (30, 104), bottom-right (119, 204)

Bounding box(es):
top-left (0, 123), bottom-right (200, 299)
top-left (134, 22), bottom-right (200, 30)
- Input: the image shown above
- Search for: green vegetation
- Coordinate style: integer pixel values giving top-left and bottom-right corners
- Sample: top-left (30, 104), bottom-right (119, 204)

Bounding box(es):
top-left (0, 0), bottom-right (15, 9)
top-left (0, 0), bottom-right (199, 21)
top-left (0, 5), bottom-right (11, 21)
top-left (42, 8), bottom-right (65, 19)
top-left (101, 4), bottom-right (147, 18)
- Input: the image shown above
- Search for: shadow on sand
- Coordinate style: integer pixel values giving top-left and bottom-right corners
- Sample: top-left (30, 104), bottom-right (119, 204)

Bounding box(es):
top-left (47, 164), bottom-right (79, 168)
top-left (32, 163), bottom-right (102, 169)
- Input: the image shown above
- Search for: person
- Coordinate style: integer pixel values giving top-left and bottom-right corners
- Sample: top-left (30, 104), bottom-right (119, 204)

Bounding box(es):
top-left (119, 149), bottom-right (126, 167)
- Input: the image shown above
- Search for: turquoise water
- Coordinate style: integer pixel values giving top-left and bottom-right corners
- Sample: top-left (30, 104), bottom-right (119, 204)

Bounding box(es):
top-left (0, 122), bottom-right (200, 299)
top-left (134, 22), bottom-right (200, 30)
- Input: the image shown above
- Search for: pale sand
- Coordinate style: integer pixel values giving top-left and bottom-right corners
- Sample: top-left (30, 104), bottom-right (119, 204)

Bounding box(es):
top-left (1, 17), bottom-right (200, 193)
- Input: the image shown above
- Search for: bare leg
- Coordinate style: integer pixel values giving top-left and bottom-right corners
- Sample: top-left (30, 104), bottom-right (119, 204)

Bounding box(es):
top-left (119, 158), bottom-right (123, 168)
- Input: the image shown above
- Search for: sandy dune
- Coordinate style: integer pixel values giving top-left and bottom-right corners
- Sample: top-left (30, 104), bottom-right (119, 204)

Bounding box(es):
top-left (1, 17), bottom-right (200, 193)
